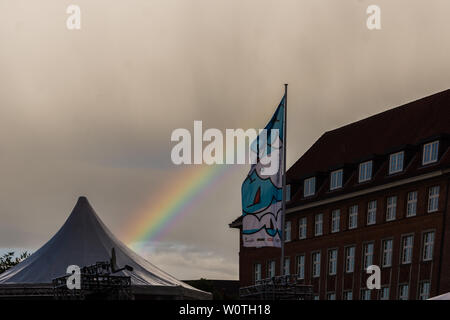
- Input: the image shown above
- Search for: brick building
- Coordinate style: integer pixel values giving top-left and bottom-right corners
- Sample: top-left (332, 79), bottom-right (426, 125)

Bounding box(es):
top-left (230, 89), bottom-right (450, 300)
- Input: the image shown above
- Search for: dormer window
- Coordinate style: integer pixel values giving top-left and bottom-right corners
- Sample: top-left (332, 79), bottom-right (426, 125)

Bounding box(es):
top-left (389, 151), bottom-right (404, 174)
top-left (330, 169), bottom-right (343, 190)
top-left (422, 141), bottom-right (439, 165)
top-left (359, 161), bottom-right (373, 182)
top-left (304, 177), bottom-right (316, 197)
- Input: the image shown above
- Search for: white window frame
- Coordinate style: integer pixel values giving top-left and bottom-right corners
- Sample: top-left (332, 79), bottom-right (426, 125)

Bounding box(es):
top-left (267, 260), bottom-right (276, 278)
top-left (299, 217), bottom-right (307, 240)
top-left (428, 186), bottom-right (440, 213)
top-left (380, 287), bottom-right (390, 300)
top-left (312, 252), bottom-right (321, 278)
top-left (315, 214), bottom-right (323, 236)
top-left (406, 191), bottom-right (418, 217)
top-left (382, 239), bottom-right (393, 267)
top-left (328, 249), bottom-right (338, 276)
top-left (399, 284), bottom-right (409, 300)
top-left (284, 221), bottom-right (291, 242)
top-left (401, 234), bottom-right (414, 265)
top-left (389, 151), bottom-right (404, 174)
top-left (343, 291), bottom-right (353, 300)
top-left (345, 246), bottom-right (355, 273)
top-left (331, 209), bottom-right (340, 233)
top-left (348, 205), bottom-right (358, 229)
top-left (359, 160), bottom-right (373, 182)
top-left (422, 231), bottom-right (435, 261)
top-left (363, 242), bottom-right (374, 270)
top-left (327, 292), bottom-right (336, 300)
top-left (367, 200), bottom-right (377, 225)
top-left (361, 289), bottom-right (371, 300)
top-left (304, 177), bottom-right (316, 197)
top-left (419, 281), bottom-right (431, 300)
top-left (330, 169), bottom-right (343, 190)
top-left (297, 255), bottom-right (305, 280)
top-left (283, 257), bottom-right (290, 276)
top-left (422, 140), bottom-right (439, 165)
top-left (254, 263), bottom-right (262, 283)
top-left (386, 196), bottom-right (397, 221)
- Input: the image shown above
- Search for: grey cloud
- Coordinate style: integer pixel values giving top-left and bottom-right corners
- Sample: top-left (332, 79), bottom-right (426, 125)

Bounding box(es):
top-left (1, 0), bottom-right (450, 279)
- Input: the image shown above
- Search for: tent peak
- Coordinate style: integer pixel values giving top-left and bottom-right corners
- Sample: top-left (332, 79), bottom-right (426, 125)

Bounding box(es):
top-left (77, 196), bottom-right (88, 203)
top-left (70, 196), bottom-right (96, 216)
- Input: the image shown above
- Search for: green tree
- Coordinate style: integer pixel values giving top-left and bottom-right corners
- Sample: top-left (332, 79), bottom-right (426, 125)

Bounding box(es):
top-left (0, 251), bottom-right (30, 274)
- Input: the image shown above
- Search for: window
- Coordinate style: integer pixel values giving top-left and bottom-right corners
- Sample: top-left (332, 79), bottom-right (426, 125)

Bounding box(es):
top-left (267, 260), bottom-right (276, 278)
top-left (380, 287), bottom-right (390, 300)
top-left (315, 214), bottom-right (323, 236)
top-left (401, 235), bottom-right (414, 264)
top-left (254, 263), bottom-right (262, 283)
top-left (389, 151), bottom-right (404, 174)
top-left (406, 191), bottom-right (418, 217)
top-left (283, 257), bottom-right (290, 276)
top-left (304, 177), bottom-right (316, 197)
top-left (312, 252), bottom-right (321, 278)
top-left (313, 295), bottom-right (319, 300)
top-left (299, 217), bottom-right (307, 239)
top-left (297, 255), bottom-right (305, 280)
top-left (419, 282), bottom-right (431, 300)
top-left (399, 284), bottom-right (409, 300)
top-left (367, 200), bottom-right (377, 225)
top-left (284, 221), bottom-right (291, 242)
top-left (422, 141), bottom-right (439, 165)
top-left (382, 239), bottom-right (393, 267)
top-left (428, 186), bottom-right (440, 213)
top-left (361, 289), bottom-right (371, 300)
top-left (363, 243), bottom-right (374, 270)
top-left (330, 169), bottom-right (343, 190)
top-left (345, 246), bottom-right (355, 273)
top-left (327, 292), bottom-right (336, 300)
top-left (331, 209), bottom-right (340, 233)
top-left (343, 291), bottom-right (353, 300)
top-left (386, 196), bottom-right (397, 221)
top-left (423, 231), bottom-right (435, 261)
top-left (328, 249), bottom-right (338, 276)
top-left (359, 160), bottom-right (373, 182)
top-left (348, 205), bottom-right (358, 229)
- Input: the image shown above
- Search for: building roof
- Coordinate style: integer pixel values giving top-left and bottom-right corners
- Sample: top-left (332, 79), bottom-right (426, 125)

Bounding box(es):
top-left (0, 197), bottom-right (211, 299)
top-left (286, 89), bottom-right (450, 208)
top-left (288, 89), bottom-right (450, 180)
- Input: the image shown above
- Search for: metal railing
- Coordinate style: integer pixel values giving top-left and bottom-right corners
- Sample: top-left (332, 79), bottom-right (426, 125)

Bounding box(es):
top-left (240, 274), bottom-right (313, 300)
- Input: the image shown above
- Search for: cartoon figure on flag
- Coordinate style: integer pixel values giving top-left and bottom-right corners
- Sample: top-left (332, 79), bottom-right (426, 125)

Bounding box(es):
top-left (241, 96), bottom-right (285, 247)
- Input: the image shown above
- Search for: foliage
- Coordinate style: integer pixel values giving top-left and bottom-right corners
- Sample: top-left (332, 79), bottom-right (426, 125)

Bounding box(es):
top-left (0, 251), bottom-right (30, 274)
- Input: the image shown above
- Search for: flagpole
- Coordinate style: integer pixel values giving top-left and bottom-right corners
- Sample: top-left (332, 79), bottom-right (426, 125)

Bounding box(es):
top-left (280, 83), bottom-right (288, 277)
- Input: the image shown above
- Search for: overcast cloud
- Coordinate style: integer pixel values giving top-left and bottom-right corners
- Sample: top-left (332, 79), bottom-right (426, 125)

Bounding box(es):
top-left (1, 0), bottom-right (450, 280)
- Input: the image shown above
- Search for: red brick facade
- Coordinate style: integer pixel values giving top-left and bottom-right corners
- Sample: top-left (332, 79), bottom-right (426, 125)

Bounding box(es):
top-left (231, 90), bottom-right (450, 300)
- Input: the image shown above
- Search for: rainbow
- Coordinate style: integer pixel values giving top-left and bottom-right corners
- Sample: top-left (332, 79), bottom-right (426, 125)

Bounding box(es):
top-left (124, 164), bottom-right (236, 248)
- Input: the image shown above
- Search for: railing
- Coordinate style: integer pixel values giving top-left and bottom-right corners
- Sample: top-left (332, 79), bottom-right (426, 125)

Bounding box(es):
top-left (240, 274), bottom-right (313, 300)
top-left (52, 261), bottom-right (133, 300)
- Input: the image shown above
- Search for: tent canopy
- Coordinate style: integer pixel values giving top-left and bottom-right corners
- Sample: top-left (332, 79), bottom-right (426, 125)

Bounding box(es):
top-left (428, 292), bottom-right (450, 300)
top-left (0, 197), bottom-right (211, 299)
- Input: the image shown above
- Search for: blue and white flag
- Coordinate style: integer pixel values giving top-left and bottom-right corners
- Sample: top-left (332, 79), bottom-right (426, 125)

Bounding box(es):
top-left (241, 96), bottom-right (285, 247)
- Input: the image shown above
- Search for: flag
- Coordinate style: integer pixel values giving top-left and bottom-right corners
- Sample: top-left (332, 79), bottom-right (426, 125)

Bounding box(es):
top-left (241, 96), bottom-right (285, 247)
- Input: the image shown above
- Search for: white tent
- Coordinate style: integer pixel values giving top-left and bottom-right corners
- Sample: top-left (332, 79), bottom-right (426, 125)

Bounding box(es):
top-left (0, 196), bottom-right (211, 299)
top-left (428, 292), bottom-right (450, 300)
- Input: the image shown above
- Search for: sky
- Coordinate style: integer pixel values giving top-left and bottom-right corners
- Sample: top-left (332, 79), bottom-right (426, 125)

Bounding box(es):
top-left (1, 0), bottom-right (450, 280)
